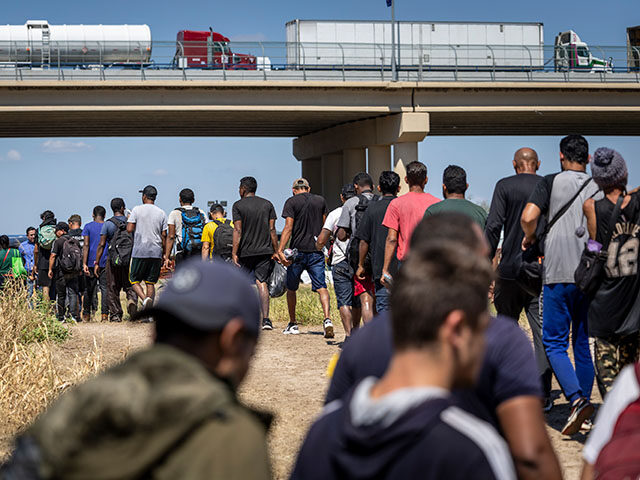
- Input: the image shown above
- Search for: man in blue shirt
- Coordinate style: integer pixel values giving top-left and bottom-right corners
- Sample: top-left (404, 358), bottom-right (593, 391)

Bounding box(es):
top-left (19, 227), bottom-right (36, 303)
top-left (82, 206), bottom-right (108, 322)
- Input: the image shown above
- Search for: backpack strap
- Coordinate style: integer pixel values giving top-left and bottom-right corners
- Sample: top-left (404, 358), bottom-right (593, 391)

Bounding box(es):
top-left (544, 178), bottom-right (594, 236)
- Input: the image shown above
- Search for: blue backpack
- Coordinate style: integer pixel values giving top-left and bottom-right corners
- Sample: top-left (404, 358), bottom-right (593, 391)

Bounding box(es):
top-left (179, 208), bottom-right (205, 253)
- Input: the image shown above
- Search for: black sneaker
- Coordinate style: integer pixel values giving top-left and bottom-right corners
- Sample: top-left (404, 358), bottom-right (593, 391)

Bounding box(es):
top-left (542, 397), bottom-right (553, 413)
top-left (262, 318), bottom-right (273, 330)
top-left (561, 397), bottom-right (594, 435)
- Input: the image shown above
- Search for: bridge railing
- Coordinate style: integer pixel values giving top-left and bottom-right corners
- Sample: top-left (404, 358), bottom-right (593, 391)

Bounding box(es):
top-left (0, 41), bottom-right (636, 82)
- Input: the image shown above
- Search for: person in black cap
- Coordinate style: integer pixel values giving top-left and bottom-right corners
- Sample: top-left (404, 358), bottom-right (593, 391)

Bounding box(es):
top-left (127, 185), bottom-right (168, 312)
top-left (1, 260), bottom-right (271, 480)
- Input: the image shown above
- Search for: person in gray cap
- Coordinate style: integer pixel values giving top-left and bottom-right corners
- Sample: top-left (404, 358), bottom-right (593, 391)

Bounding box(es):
top-left (0, 260), bottom-right (271, 480)
top-left (127, 185), bottom-right (168, 313)
top-left (583, 147), bottom-right (640, 397)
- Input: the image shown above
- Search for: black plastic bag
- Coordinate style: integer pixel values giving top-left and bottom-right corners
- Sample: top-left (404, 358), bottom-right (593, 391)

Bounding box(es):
top-left (268, 262), bottom-right (287, 298)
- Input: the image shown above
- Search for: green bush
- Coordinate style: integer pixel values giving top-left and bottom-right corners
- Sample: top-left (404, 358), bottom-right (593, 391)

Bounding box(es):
top-left (270, 284), bottom-right (338, 326)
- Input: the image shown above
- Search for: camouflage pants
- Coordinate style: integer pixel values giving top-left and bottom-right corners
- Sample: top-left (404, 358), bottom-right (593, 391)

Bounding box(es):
top-left (594, 333), bottom-right (640, 398)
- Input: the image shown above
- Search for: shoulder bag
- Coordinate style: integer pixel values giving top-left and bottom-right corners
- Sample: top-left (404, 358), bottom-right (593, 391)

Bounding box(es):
top-left (575, 196), bottom-right (623, 297)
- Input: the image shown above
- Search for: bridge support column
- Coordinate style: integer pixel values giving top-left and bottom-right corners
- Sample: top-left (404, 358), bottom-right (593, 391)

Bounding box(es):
top-left (321, 153), bottom-right (343, 209)
top-left (301, 157), bottom-right (322, 194)
top-left (368, 145), bottom-right (391, 187)
top-left (342, 148), bottom-right (367, 186)
top-left (393, 142), bottom-right (419, 195)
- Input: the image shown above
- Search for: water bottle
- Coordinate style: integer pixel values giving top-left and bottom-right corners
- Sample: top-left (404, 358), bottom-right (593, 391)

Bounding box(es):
top-left (283, 248), bottom-right (298, 262)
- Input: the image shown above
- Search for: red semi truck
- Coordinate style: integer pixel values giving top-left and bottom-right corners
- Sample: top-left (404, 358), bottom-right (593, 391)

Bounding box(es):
top-left (175, 29), bottom-right (256, 69)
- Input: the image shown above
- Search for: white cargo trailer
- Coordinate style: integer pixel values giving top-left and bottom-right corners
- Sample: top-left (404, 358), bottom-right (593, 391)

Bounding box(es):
top-left (285, 20), bottom-right (544, 70)
top-left (0, 20), bottom-right (151, 66)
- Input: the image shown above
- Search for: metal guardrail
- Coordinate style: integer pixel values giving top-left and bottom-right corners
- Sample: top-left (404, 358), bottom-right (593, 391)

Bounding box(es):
top-left (0, 41), bottom-right (637, 83)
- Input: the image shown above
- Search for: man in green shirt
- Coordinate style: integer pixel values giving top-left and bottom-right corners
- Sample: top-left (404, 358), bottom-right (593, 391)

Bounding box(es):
top-left (424, 165), bottom-right (488, 228)
top-left (0, 235), bottom-right (22, 288)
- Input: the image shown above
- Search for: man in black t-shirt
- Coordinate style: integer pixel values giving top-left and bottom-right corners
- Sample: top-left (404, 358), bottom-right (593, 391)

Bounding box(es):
top-left (232, 176), bottom-right (280, 331)
top-left (355, 171), bottom-right (400, 314)
top-left (278, 178), bottom-right (333, 338)
top-left (47, 222), bottom-right (80, 322)
top-left (485, 148), bottom-right (553, 410)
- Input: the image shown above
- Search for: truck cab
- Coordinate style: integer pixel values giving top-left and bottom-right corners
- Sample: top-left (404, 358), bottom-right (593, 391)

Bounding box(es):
top-left (554, 30), bottom-right (612, 72)
top-left (175, 29), bottom-right (256, 69)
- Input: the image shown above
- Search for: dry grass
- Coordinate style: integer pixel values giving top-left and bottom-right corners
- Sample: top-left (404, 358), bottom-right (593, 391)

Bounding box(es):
top-left (0, 281), bottom-right (103, 460)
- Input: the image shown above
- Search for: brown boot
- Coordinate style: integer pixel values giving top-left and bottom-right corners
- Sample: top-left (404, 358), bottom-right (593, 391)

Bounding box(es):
top-left (82, 313), bottom-right (91, 323)
top-left (101, 314), bottom-right (108, 322)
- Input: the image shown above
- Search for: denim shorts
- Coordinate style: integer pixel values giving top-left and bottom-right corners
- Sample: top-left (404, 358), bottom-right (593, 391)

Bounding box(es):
top-left (286, 251), bottom-right (327, 292)
top-left (332, 260), bottom-right (362, 309)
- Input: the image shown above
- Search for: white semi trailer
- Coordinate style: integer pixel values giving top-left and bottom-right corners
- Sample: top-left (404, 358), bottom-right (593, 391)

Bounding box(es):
top-left (285, 20), bottom-right (545, 70)
top-left (0, 20), bottom-right (151, 66)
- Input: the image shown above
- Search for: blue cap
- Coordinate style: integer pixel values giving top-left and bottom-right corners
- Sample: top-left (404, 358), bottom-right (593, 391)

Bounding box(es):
top-left (135, 260), bottom-right (261, 337)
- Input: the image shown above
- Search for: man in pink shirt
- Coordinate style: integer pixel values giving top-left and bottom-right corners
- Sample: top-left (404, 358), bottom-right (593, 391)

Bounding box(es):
top-left (381, 161), bottom-right (440, 286)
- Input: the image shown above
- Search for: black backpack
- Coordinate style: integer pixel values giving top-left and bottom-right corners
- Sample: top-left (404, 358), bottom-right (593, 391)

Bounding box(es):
top-left (212, 219), bottom-right (234, 260)
top-left (179, 208), bottom-right (206, 253)
top-left (59, 237), bottom-right (83, 274)
top-left (108, 218), bottom-right (133, 267)
top-left (348, 193), bottom-right (378, 273)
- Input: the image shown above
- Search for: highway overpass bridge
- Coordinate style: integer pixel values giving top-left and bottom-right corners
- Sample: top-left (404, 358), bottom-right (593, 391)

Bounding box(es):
top-left (1, 78), bottom-right (638, 204)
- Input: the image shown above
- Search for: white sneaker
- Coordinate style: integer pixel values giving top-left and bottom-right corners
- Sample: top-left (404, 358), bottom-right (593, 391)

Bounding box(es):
top-left (323, 318), bottom-right (334, 339)
top-left (283, 323), bottom-right (300, 335)
top-left (142, 297), bottom-right (153, 310)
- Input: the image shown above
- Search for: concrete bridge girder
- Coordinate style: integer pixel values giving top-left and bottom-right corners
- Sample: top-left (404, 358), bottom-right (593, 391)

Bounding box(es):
top-left (294, 112), bottom-right (430, 203)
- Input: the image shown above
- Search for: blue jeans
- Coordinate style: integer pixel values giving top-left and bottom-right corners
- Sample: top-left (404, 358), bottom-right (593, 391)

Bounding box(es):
top-left (542, 283), bottom-right (594, 403)
top-left (375, 280), bottom-right (390, 313)
top-left (332, 260), bottom-right (355, 308)
top-left (26, 278), bottom-right (35, 306)
top-left (286, 251), bottom-right (327, 292)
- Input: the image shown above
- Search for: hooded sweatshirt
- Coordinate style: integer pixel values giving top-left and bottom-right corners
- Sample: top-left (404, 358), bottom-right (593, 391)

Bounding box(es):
top-left (1, 345), bottom-right (271, 480)
top-left (291, 377), bottom-right (515, 480)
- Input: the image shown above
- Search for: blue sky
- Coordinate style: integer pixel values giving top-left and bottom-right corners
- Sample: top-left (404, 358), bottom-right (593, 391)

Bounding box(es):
top-left (0, 0), bottom-right (638, 233)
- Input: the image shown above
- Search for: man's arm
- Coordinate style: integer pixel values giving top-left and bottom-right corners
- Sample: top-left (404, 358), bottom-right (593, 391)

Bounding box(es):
top-left (269, 218), bottom-right (279, 261)
top-left (82, 235), bottom-right (90, 275)
top-left (380, 228), bottom-right (398, 286)
top-left (32, 243), bottom-right (39, 276)
top-left (94, 235), bottom-right (107, 276)
top-left (485, 182), bottom-right (507, 259)
top-left (165, 224), bottom-right (176, 263)
top-left (315, 228), bottom-right (331, 251)
top-left (583, 199), bottom-right (597, 240)
top-left (48, 252), bottom-right (56, 279)
top-left (161, 230), bottom-right (168, 266)
top-left (520, 203), bottom-right (542, 250)
top-left (278, 217), bottom-right (294, 264)
top-left (126, 222), bottom-right (136, 234)
top-left (497, 396), bottom-right (562, 480)
top-left (232, 219), bottom-right (242, 266)
top-left (201, 242), bottom-right (210, 260)
top-left (356, 241), bottom-right (370, 280)
top-left (336, 227), bottom-right (350, 242)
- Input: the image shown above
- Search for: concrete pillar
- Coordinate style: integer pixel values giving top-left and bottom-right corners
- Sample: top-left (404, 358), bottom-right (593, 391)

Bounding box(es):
top-left (368, 145), bottom-right (392, 187)
top-left (342, 148), bottom-right (367, 187)
top-left (393, 142), bottom-right (419, 196)
top-left (321, 153), bottom-right (343, 209)
top-left (301, 157), bottom-right (322, 195)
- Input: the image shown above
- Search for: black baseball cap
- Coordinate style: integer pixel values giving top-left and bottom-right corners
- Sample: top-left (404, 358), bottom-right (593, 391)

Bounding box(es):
top-left (133, 260), bottom-right (261, 337)
top-left (139, 185), bottom-right (158, 199)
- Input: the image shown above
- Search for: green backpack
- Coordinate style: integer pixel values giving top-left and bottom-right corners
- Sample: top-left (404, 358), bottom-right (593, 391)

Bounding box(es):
top-left (38, 225), bottom-right (56, 250)
top-left (11, 255), bottom-right (27, 278)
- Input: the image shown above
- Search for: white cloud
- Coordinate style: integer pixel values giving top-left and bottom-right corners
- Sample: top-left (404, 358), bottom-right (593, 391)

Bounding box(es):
top-left (153, 168), bottom-right (168, 176)
top-left (41, 140), bottom-right (93, 153)
top-left (6, 149), bottom-right (21, 161)
top-left (0, 149), bottom-right (22, 162)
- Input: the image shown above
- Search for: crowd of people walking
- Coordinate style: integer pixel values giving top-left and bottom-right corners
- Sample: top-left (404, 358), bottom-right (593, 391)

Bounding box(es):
top-left (1, 134), bottom-right (640, 479)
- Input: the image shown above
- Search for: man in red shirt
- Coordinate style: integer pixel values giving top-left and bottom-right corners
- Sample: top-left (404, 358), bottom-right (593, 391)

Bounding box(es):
top-left (381, 161), bottom-right (440, 285)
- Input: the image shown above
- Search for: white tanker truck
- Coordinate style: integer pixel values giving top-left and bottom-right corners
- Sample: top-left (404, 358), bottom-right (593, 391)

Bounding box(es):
top-left (0, 20), bottom-right (151, 66)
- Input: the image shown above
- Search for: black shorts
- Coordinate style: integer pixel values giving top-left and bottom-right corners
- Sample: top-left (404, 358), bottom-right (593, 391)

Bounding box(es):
top-left (37, 268), bottom-right (51, 287)
top-left (129, 258), bottom-right (162, 285)
top-left (239, 254), bottom-right (274, 284)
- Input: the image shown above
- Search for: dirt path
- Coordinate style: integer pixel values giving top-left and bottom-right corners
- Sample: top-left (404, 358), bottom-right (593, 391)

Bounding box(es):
top-left (58, 320), bottom-right (587, 480)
